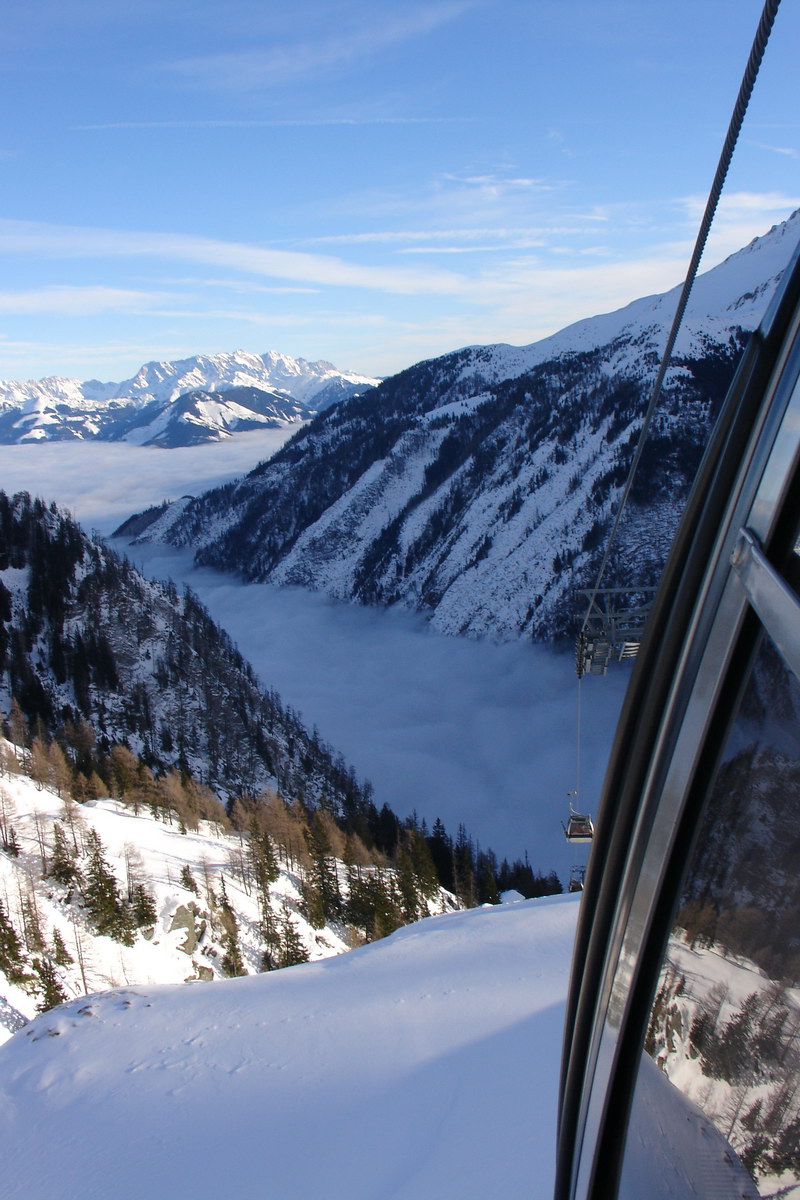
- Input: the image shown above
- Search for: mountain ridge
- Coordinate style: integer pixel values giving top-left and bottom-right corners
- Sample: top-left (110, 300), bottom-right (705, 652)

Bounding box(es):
top-left (0, 349), bottom-right (379, 446)
top-left (127, 212), bottom-right (800, 642)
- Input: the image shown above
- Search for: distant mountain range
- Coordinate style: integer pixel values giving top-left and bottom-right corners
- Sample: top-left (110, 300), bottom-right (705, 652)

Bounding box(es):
top-left (0, 350), bottom-right (379, 447)
top-left (123, 212), bottom-right (799, 642)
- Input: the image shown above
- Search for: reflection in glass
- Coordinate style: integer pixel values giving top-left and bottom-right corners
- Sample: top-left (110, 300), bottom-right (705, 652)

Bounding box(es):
top-left (620, 636), bottom-right (800, 1199)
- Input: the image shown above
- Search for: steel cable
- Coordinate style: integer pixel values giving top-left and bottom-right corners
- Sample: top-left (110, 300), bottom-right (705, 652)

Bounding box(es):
top-left (578, 0), bottom-right (783, 642)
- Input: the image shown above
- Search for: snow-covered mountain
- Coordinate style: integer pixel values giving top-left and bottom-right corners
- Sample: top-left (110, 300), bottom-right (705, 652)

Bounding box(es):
top-left (1, 489), bottom-right (550, 946)
top-left (0, 350), bottom-right (379, 446)
top-left (132, 213), bottom-right (799, 642)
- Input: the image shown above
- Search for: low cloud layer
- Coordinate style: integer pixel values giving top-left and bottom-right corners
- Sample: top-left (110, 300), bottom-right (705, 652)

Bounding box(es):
top-left (6, 439), bottom-right (627, 873)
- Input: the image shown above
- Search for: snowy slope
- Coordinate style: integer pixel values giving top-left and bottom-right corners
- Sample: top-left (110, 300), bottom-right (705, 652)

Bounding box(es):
top-left (0, 758), bottom-right (342, 1037)
top-left (452, 212), bottom-right (797, 385)
top-left (142, 213), bottom-right (800, 642)
top-left (0, 350), bottom-right (379, 445)
top-left (0, 884), bottom-right (578, 1200)
top-left (0, 745), bottom-right (456, 1038)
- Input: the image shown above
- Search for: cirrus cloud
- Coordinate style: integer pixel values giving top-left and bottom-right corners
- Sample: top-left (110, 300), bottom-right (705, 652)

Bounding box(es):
top-left (0, 218), bottom-right (467, 296)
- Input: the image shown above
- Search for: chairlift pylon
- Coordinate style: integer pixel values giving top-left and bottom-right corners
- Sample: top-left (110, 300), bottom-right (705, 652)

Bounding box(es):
top-left (574, 587), bottom-right (655, 678)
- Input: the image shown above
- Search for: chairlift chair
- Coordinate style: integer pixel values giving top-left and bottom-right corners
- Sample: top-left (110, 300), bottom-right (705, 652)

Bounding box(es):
top-left (568, 865), bottom-right (586, 893)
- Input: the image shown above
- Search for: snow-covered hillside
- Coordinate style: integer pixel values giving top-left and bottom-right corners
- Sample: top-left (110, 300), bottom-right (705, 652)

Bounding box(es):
top-left (0, 756), bottom-right (338, 1037)
top-left (645, 931), bottom-right (800, 1197)
top-left (0, 742), bottom-right (458, 1034)
top-left (0, 834), bottom-right (577, 1200)
top-left (0, 349), bottom-right (379, 446)
top-left (135, 214), bottom-right (799, 642)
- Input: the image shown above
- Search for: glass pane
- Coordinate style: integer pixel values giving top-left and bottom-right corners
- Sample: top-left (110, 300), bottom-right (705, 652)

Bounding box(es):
top-left (619, 635), bottom-right (800, 1200)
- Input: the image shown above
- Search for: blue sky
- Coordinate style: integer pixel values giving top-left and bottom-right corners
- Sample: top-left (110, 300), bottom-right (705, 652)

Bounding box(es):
top-left (1, 0), bottom-right (798, 383)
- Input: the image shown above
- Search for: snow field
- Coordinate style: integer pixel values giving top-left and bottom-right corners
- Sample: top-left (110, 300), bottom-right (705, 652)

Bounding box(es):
top-left (0, 882), bottom-right (579, 1200)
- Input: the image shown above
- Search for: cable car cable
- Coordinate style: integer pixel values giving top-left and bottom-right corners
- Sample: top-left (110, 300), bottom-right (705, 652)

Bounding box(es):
top-left (565, 0), bottom-right (782, 846)
top-left (578, 0), bottom-right (783, 646)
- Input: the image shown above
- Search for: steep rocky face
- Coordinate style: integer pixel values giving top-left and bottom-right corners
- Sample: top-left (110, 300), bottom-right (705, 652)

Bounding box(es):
top-left (130, 214), bottom-right (799, 642)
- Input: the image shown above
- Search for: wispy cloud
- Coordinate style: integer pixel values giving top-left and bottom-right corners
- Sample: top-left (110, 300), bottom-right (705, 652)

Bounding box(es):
top-left (304, 226), bottom-right (558, 247)
top-left (399, 243), bottom-right (544, 254)
top-left (748, 141), bottom-right (799, 160)
top-left (677, 191), bottom-right (800, 262)
top-left (680, 190), bottom-right (800, 222)
top-left (0, 285), bottom-right (177, 316)
top-left (440, 172), bottom-right (566, 196)
top-left (74, 117), bottom-right (471, 131)
top-left (166, 3), bottom-right (474, 90)
top-left (157, 276), bottom-right (320, 295)
top-left (0, 218), bottom-right (467, 296)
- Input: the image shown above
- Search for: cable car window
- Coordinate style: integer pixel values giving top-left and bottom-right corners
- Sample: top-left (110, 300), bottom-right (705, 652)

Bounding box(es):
top-left (617, 630), bottom-right (800, 1200)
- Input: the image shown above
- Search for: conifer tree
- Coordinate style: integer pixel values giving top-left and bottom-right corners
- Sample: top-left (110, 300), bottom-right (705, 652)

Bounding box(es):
top-left (259, 902), bottom-right (281, 971)
top-left (51, 927), bottom-right (74, 967)
top-left (248, 820), bottom-right (279, 894)
top-left (20, 890), bottom-right (46, 954)
top-left (131, 883), bottom-right (157, 928)
top-left (49, 822), bottom-right (79, 886)
top-left (300, 872), bottom-right (326, 930)
top-left (278, 907), bottom-right (309, 967)
top-left (344, 870), bottom-right (373, 940)
top-left (407, 828), bottom-right (440, 901)
top-left (0, 899), bottom-right (28, 984)
top-left (395, 849), bottom-right (422, 923)
top-left (2, 825), bottom-right (20, 858)
top-left (82, 828), bottom-right (134, 944)
top-left (217, 877), bottom-right (246, 977)
top-left (476, 853), bottom-right (500, 904)
top-left (345, 872), bottom-right (403, 942)
top-left (454, 824), bottom-right (476, 907)
top-left (304, 812), bottom-right (342, 923)
top-left (0, 789), bottom-right (16, 851)
top-left (428, 817), bottom-right (455, 891)
top-left (180, 864), bottom-right (199, 895)
top-left (369, 872), bottom-right (404, 940)
top-left (33, 957), bottom-right (68, 1013)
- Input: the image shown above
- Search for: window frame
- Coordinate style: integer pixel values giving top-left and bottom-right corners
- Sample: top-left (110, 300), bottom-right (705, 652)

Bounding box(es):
top-left (555, 239), bottom-right (800, 1200)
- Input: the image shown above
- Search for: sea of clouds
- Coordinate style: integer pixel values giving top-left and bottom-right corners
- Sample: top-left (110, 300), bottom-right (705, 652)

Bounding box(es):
top-left (3, 435), bottom-right (627, 873)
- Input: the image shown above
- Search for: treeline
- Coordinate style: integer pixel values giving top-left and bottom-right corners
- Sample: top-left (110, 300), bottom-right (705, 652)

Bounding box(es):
top-left (2, 701), bottom-right (561, 971)
top-left (2, 698), bottom-right (562, 914)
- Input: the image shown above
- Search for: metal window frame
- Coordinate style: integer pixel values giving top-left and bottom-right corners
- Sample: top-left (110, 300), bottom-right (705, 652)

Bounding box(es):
top-left (555, 238), bottom-right (800, 1200)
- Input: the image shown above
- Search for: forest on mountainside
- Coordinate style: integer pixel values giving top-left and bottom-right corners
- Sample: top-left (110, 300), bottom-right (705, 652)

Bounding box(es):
top-left (0, 490), bottom-right (561, 963)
